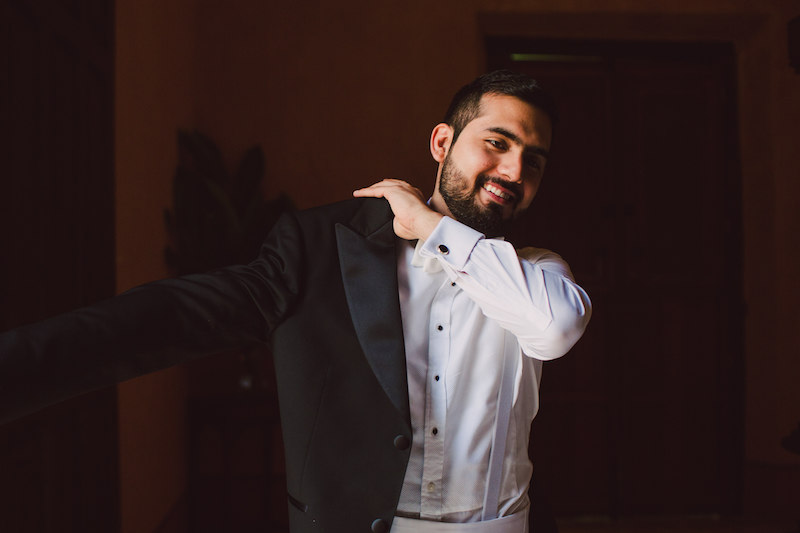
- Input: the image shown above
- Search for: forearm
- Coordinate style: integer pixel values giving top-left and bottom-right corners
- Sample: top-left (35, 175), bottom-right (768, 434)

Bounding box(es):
top-left (419, 216), bottom-right (591, 359)
top-left (0, 271), bottom-right (269, 423)
top-left (0, 212), bottom-right (304, 424)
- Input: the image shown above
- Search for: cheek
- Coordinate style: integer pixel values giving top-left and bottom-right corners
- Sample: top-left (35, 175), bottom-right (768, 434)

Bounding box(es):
top-left (518, 179), bottom-right (541, 210)
top-left (454, 143), bottom-right (495, 175)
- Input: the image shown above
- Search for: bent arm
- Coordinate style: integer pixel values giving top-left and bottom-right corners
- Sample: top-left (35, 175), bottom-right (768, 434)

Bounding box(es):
top-left (419, 216), bottom-right (591, 360)
top-left (0, 212), bottom-right (304, 424)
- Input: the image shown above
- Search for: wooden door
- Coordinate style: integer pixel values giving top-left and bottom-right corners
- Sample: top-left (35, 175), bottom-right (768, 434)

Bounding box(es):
top-left (0, 1), bottom-right (118, 531)
top-left (489, 40), bottom-right (744, 518)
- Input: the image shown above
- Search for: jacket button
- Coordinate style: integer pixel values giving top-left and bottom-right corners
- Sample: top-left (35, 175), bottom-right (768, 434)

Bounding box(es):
top-left (393, 435), bottom-right (410, 450)
top-left (371, 518), bottom-right (389, 533)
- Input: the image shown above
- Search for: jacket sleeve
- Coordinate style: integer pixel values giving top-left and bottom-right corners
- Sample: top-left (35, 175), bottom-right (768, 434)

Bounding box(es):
top-left (0, 211), bottom-right (305, 424)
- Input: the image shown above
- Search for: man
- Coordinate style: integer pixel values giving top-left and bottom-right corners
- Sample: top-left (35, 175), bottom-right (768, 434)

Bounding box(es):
top-left (0, 70), bottom-right (590, 532)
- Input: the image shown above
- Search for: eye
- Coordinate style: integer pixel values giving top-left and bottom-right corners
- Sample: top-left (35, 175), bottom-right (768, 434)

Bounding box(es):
top-left (486, 139), bottom-right (507, 150)
top-left (524, 156), bottom-right (544, 172)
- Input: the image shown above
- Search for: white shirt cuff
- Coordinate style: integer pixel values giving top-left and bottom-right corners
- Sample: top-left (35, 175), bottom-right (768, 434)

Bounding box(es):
top-left (419, 216), bottom-right (483, 271)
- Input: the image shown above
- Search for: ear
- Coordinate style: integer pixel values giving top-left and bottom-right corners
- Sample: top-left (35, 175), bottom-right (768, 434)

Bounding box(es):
top-left (430, 123), bottom-right (453, 163)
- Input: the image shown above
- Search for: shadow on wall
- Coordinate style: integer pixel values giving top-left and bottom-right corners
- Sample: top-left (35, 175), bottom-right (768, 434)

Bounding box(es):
top-left (164, 130), bottom-right (293, 532)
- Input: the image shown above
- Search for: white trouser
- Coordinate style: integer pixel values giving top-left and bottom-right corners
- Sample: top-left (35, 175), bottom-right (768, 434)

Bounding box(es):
top-left (390, 507), bottom-right (528, 533)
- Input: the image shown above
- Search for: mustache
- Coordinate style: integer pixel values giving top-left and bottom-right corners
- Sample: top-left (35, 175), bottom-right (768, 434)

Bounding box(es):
top-left (476, 175), bottom-right (524, 202)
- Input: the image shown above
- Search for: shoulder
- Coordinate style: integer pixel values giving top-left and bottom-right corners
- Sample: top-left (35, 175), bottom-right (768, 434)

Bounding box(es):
top-left (294, 197), bottom-right (390, 224)
top-left (269, 197), bottom-right (392, 244)
top-left (516, 246), bottom-right (560, 262)
top-left (256, 197), bottom-right (393, 267)
top-left (516, 246), bottom-right (575, 279)
top-left (292, 197), bottom-right (392, 234)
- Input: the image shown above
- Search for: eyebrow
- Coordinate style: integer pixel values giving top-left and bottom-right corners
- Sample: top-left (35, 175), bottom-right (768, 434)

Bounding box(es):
top-left (487, 127), bottom-right (550, 159)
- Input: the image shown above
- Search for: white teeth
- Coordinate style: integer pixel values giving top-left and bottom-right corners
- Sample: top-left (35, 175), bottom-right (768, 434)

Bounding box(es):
top-left (483, 183), bottom-right (513, 201)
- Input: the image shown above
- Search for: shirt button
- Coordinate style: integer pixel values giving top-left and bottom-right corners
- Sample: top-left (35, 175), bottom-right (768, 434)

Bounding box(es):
top-left (437, 244), bottom-right (449, 255)
top-left (371, 518), bottom-right (389, 533)
top-left (451, 281), bottom-right (456, 287)
top-left (427, 482), bottom-right (435, 492)
top-left (393, 435), bottom-right (410, 450)
top-left (434, 375), bottom-right (440, 381)
top-left (436, 324), bottom-right (443, 331)
top-left (432, 427), bottom-right (438, 435)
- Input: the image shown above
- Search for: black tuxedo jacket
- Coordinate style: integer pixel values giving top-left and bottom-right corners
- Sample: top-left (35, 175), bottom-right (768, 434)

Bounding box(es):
top-left (0, 197), bottom-right (559, 533)
top-left (0, 197), bottom-right (412, 533)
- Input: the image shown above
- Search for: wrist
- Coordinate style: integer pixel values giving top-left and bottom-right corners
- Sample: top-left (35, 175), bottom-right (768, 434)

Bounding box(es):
top-left (414, 209), bottom-right (443, 241)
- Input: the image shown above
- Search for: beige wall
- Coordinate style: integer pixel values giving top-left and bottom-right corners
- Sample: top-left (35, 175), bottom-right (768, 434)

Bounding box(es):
top-left (114, 0), bottom-right (800, 527)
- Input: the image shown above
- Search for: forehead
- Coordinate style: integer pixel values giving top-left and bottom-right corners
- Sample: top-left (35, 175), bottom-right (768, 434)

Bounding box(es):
top-left (467, 93), bottom-right (553, 149)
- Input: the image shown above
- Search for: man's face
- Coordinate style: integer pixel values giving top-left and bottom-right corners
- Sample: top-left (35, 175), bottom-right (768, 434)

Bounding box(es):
top-left (430, 94), bottom-right (552, 237)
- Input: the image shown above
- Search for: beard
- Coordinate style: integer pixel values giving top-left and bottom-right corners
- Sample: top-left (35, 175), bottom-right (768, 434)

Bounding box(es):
top-left (438, 152), bottom-right (522, 238)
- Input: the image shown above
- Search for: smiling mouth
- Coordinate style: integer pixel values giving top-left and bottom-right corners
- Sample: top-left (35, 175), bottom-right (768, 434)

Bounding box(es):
top-left (482, 182), bottom-right (515, 204)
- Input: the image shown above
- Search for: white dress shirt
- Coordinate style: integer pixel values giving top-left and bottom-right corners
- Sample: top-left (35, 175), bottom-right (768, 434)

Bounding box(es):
top-left (395, 216), bottom-right (591, 522)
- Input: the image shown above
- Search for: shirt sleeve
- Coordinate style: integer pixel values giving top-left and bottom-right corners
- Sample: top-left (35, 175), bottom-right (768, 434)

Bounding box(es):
top-left (418, 216), bottom-right (592, 360)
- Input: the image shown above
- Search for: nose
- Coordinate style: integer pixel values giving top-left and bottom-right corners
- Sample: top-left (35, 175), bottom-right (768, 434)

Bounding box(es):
top-left (497, 152), bottom-right (524, 183)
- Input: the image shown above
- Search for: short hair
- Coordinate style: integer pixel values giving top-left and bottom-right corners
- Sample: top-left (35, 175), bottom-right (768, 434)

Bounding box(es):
top-left (443, 70), bottom-right (558, 143)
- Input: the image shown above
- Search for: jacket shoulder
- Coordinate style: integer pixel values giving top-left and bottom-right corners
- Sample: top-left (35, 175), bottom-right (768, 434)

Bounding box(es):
top-left (293, 197), bottom-right (393, 234)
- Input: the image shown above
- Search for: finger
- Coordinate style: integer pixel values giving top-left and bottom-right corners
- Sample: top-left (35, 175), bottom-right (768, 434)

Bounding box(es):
top-left (352, 188), bottom-right (384, 198)
top-left (360, 179), bottom-right (412, 190)
top-left (353, 179), bottom-right (408, 197)
top-left (352, 185), bottom-right (388, 198)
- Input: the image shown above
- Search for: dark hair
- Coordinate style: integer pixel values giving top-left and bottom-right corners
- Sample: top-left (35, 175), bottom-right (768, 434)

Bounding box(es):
top-left (443, 70), bottom-right (558, 143)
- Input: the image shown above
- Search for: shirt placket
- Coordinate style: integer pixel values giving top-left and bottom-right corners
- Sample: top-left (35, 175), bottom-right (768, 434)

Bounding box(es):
top-left (420, 279), bottom-right (457, 519)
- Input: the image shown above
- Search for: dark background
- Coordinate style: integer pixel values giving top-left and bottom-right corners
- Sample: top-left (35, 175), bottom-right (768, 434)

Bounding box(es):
top-left (1, 0), bottom-right (798, 532)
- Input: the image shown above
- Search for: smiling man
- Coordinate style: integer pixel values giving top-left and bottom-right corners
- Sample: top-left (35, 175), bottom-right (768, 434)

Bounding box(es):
top-left (348, 71), bottom-right (589, 533)
top-left (0, 70), bottom-right (590, 533)
top-left (356, 89), bottom-right (552, 240)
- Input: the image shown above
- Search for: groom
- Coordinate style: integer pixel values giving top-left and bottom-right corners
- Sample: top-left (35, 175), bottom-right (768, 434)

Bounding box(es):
top-left (0, 70), bottom-right (591, 533)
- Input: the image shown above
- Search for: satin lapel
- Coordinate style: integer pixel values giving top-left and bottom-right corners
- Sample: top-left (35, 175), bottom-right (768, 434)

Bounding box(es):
top-left (335, 214), bottom-right (410, 427)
